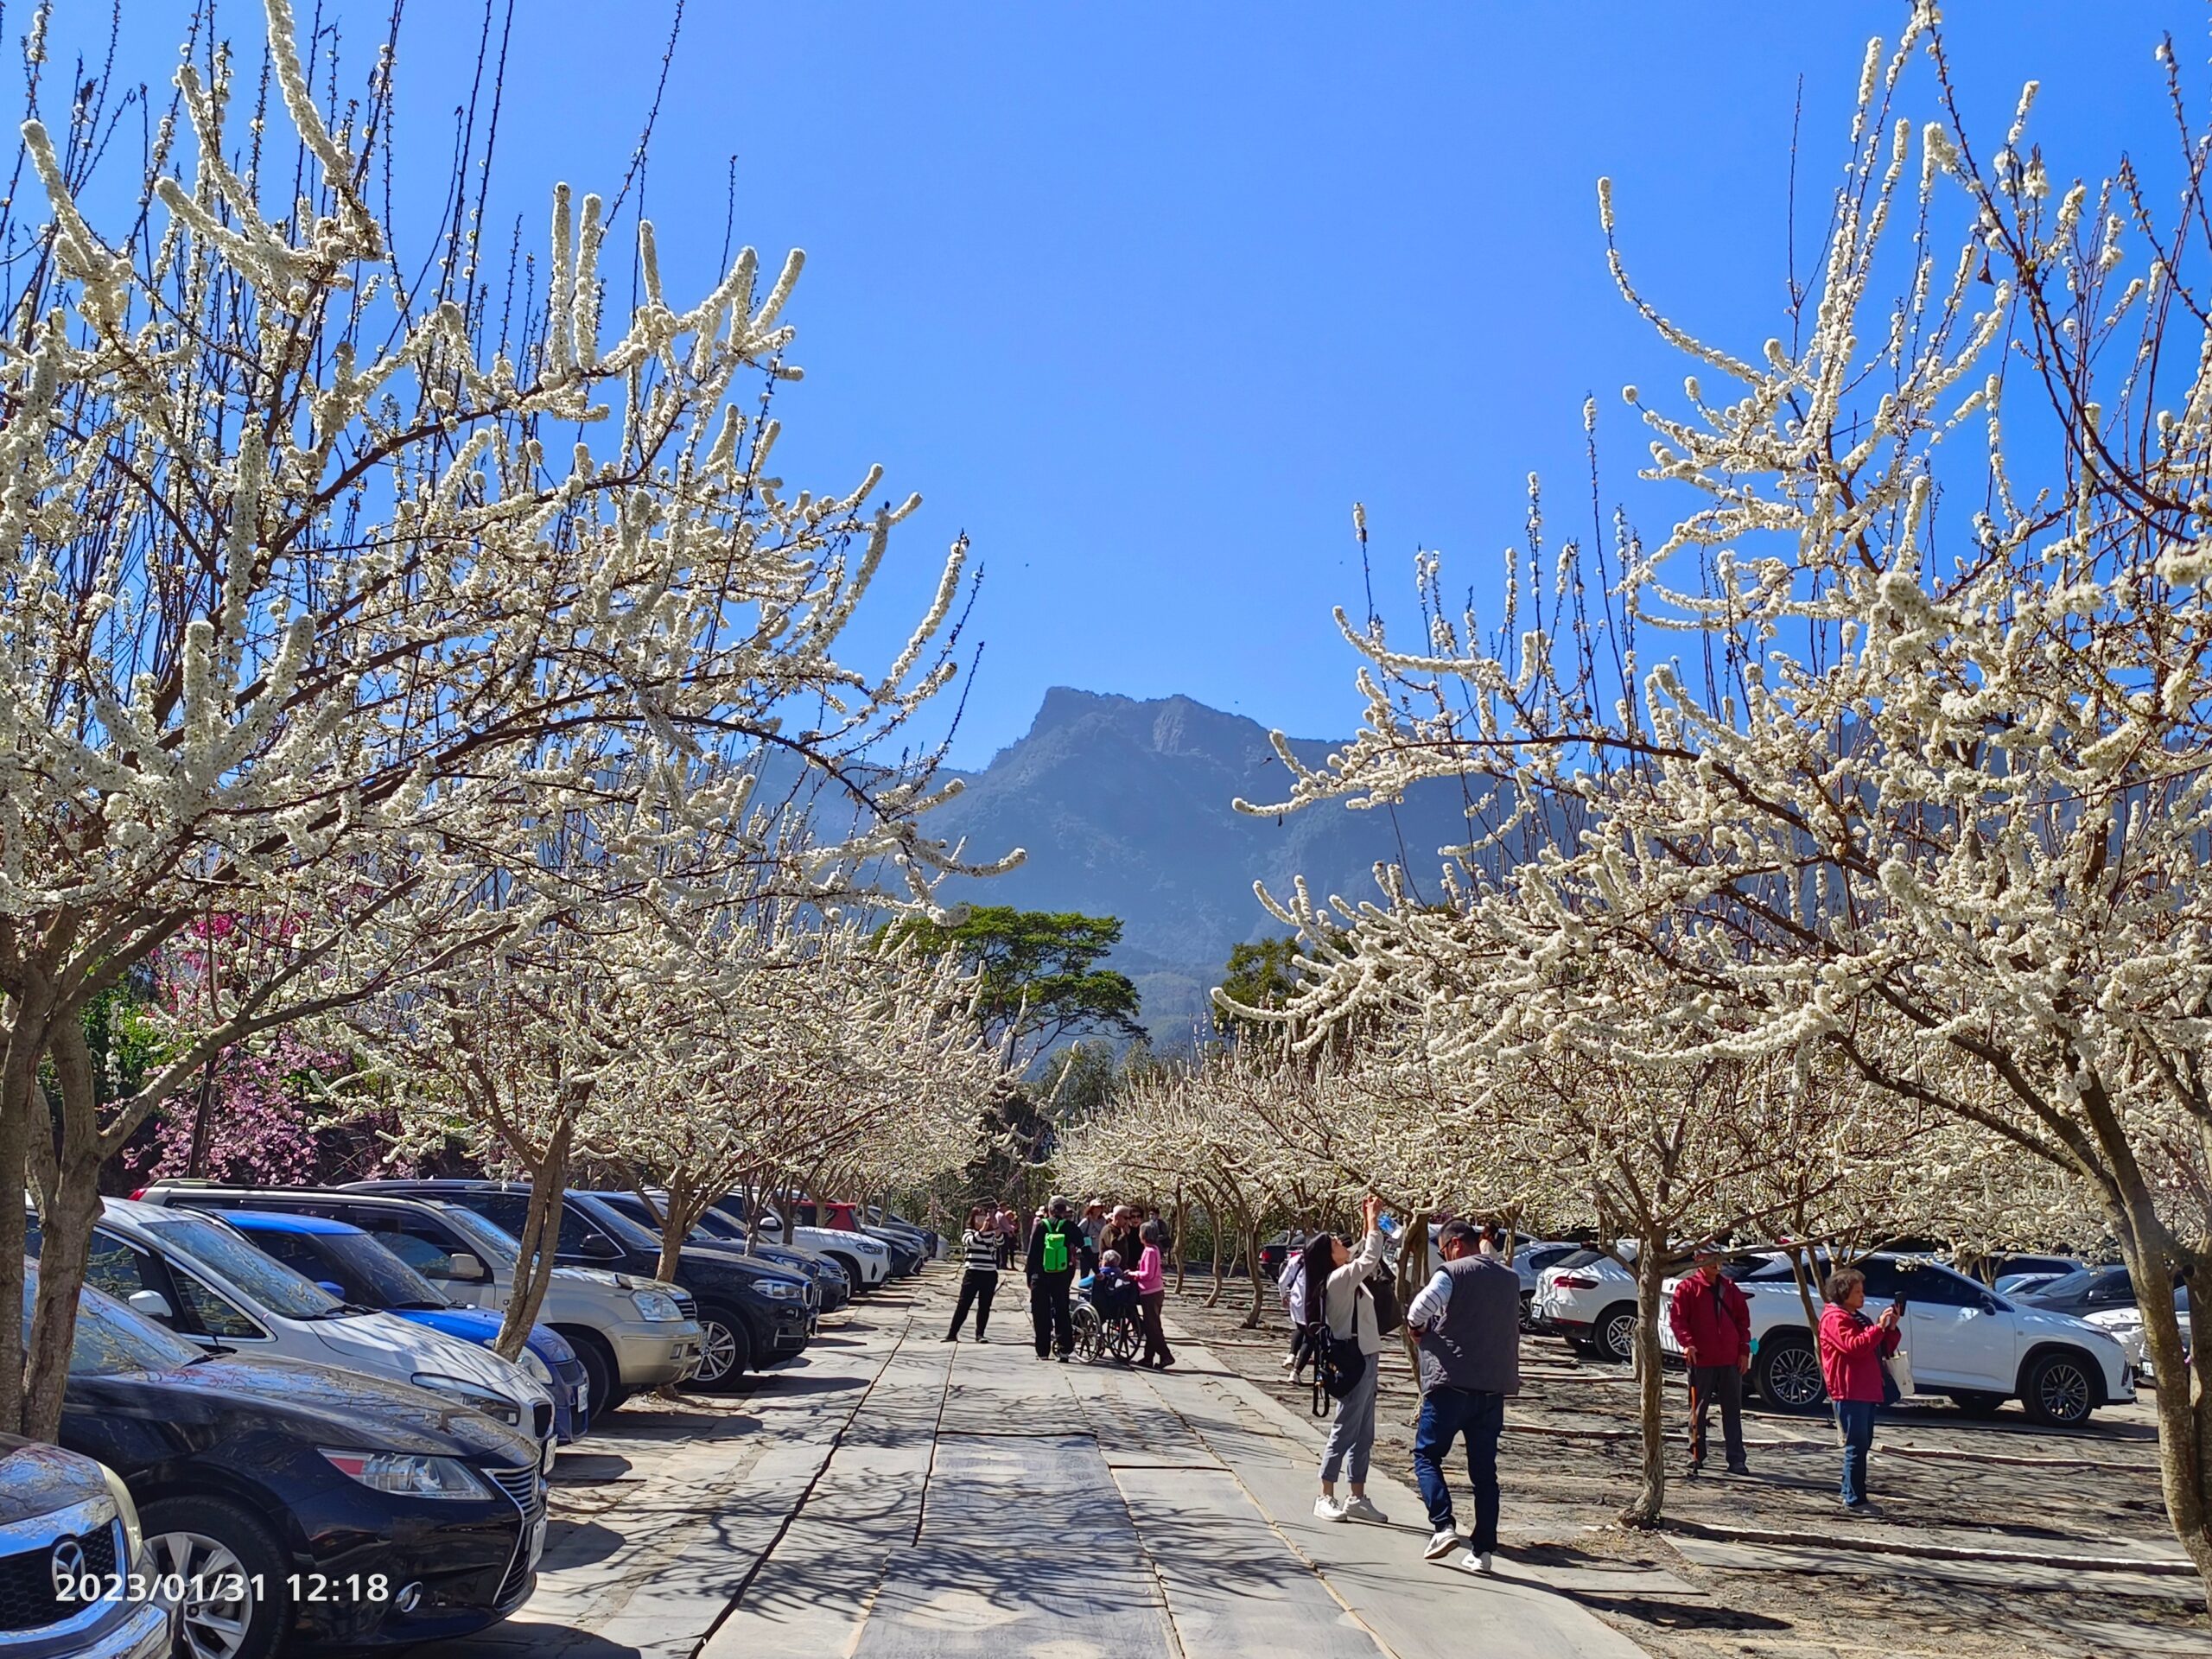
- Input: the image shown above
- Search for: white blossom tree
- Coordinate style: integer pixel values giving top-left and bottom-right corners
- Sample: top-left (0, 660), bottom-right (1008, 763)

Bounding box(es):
top-left (1242, 7), bottom-right (2212, 1595)
top-left (0, 0), bottom-right (1001, 1436)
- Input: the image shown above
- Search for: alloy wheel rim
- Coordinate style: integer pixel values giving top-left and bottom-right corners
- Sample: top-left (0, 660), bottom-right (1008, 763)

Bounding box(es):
top-left (152, 1529), bottom-right (254, 1659)
top-left (696, 1319), bottom-right (739, 1382)
top-left (1603, 1313), bottom-right (1636, 1361)
top-left (2040, 1362), bottom-right (2090, 1421)
top-left (1770, 1346), bottom-right (1824, 1407)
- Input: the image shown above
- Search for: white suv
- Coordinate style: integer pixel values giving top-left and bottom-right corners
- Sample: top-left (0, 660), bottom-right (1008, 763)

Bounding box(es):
top-left (1531, 1246), bottom-right (1641, 1361)
top-left (1659, 1252), bottom-right (2134, 1427)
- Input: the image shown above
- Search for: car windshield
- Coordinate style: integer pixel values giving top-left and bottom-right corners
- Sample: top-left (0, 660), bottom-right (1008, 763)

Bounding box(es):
top-left (2024, 1268), bottom-right (2099, 1300)
top-left (574, 1197), bottom-right (661, 1253)
top-left (308, 1230), bottom-right (449, 1309)
top-left (23, 1274), bottom-right (203, 1377)
top-left (430, 1203), bottom-right (521, 1269)
top-left (1554, 1249), bottom-right (1607, 1271)
top-left (143, 1213), bottom-right (340, 1319)
top-left (690, 1209), bottom-right (745, 1242)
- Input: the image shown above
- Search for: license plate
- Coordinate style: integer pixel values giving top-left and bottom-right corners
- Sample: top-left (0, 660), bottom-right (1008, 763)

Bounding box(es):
top-left (527, 1513), bottom-right (547, 1570)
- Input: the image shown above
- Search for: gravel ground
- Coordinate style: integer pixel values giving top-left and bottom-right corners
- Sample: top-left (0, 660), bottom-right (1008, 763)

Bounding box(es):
top-left (1164, 1281), bottom-right (2212, 1659)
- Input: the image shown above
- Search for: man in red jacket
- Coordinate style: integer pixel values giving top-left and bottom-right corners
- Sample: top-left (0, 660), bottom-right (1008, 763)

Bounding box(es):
top-left (1668, 1243), bottom-right (1753, 1476)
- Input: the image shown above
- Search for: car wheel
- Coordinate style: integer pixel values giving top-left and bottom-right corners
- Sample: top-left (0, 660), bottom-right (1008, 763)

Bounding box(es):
top-left (141, 1494), bottom-right (291, 1659)
top-left (1949, 1389), bottom-right (2007, 1416)
top-left (2021, 1350), bottom-right (2097, 1427)
top-left (828, 1254), bottom-right (863, 1289)
top-left (1519, 1291), bottom-right (1536, 1333)
top-left (556, 1325), bottom-right (620, 1421)
top-left (1596, 1303), bottom-right (1637, 1363)
top-left (691, 1305), bottom-right (753, 1389)
top-left (1751, 1333), bottom-right (1828, 1413)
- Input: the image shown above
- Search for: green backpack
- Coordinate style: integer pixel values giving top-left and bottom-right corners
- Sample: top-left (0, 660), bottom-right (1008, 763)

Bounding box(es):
top-left (1041, 1221), bottom-right (1071, 1273)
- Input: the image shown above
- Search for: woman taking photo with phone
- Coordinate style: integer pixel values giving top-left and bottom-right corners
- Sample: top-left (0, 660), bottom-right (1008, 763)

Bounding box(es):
top-left (1816, 1267), bottom-right (1903, 1515)
top-left (1307, 1195), bottom-right (1389, 1525)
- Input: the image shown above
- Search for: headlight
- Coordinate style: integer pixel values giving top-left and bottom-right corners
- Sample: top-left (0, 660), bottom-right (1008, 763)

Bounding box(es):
top-left (98, 1463), bottom-right (142, 1570)
top-left (320, 1449), bottom-right (490, 1500)
top-left (412, 1372), bottom-right (523, 1425)
top-left (516, 1347), bottom-right (555, 1388)
top-left (758, 1280), bottom-right (801, 1301)
top-left (631, 1288), bottom-right (683, 1322)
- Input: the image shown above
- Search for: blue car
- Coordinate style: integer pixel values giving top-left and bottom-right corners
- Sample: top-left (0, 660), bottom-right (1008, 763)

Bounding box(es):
top-left (222, 1209), bottom-right (593, 1442)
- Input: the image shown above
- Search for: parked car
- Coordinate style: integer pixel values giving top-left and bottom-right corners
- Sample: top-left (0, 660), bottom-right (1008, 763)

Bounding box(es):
top-left (863, 1205), bottom-right (940, 1258)
top-left (30, 1200), bottom-right (557, 1466)
top-left (1658, 1252), bottom-right (2135, 1427)
top-left (1256, 1230), bottom-right (1307, 1283)
top-left (1994, 1270), bottom-right (2069, 1298)
top-left (41, 1263), bottom-right (546, 1658)
top-left (2018, 1263), bottom-right (2144, 1319)
top-left (1530, 1247), bottom-right (1641, 1360)
top-left (2084, 1287), bottom-right (2191, 1382)
top-left (0, 1433), bottom-right (169, 1658)
top-left (348, 1183), bottom-right (812, 1388)
top-left (585, 1192), bottom-right (847, 1313)
top-left (709, 1195), bottom-right (892, 1289)
top-left (785, 1201), bottom-right (923, 1274)
top-left (1957, 1251), bottom-right (2086, 1286)
top-left (137, 1183), bottom-right (702, 1414)
top-left (213, 1211), bottom-right (592, 1442)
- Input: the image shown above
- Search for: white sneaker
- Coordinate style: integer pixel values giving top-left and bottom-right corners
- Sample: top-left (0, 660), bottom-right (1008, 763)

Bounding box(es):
top-left (1313, 1496), bottom-right (1347, 1522)
top-left (1280, 1354), bottom-right (1297, 1371)
top-left (1424, 1529), bottom-right (1459, 1560)
top-left (1340, 1495), bottom-right (1388, 1524)
top-left (1459, 1549), bottom-right (1494, 1575)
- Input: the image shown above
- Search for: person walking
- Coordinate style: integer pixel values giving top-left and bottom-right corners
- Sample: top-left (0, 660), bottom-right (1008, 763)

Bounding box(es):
top-left (1133, 1219), bottom-right (1175, 1369)
top-left (1817, 1266), bottom-right (1901, 1515)
top-left (1078, 1199), bottom-right (1109, 1260)
top-left (1278, 1243), bottom-right (1310, 1374)
top-left (1101, 1205), bottom-right (1142, 1270)
top-left (944, 1204), bottom-right (1002, 1342)
top-left (1669, 1243), bottom-right (1753, 1476)
top-left (1405, 1217), bottom-right (1522, 1574)
top-left (1308, 1197), bottom-right (1389, 1526)
top-left (1027, 1195), bottom-right (1089, 1362)
top-left (994, 1206), bottom-right (1018, 1269)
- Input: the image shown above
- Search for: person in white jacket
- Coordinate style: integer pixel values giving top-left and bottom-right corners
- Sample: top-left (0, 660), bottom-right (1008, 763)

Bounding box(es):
top-left (1278, 1248), bottom-right (1309, 1373)
top-left (1307, 1195), bottom-right (1389, 1524)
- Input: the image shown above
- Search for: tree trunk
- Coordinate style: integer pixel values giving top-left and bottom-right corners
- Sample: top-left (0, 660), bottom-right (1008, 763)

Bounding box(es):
top-left (2113, 1199), bottom-right (2212, 1605)
top-left (1780, 1244), bottom-right (1834, 1433)
top-left (0, 998), bottom-right (51, 1435)
top-left (1400, 1211), bottom-right (1430, 1415)
top-left (1242, 1218), bottom-right (1266, 1328)
top-left (1171, 1185), bottom-right (1186, 1294)
top-left (1619, 1236), bottom-right (1671, 1529)
top-left (496, 1124), bottom-right (574, 1360)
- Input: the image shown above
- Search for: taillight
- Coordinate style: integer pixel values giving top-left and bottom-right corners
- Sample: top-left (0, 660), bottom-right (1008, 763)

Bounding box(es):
top-left (1554, 1274), bottom-right (1600, 1290)
top-left (128, 1188), bottom-right (146, 1201)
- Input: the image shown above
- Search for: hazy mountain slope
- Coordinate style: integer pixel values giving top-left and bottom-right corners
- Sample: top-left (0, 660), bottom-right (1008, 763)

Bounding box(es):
top-left (925, 688), bottom-right (1490, 1042)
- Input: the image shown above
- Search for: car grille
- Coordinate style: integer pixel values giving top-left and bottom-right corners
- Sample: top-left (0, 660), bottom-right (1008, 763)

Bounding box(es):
top-left (671, 1288), bottom-right (698, 1319)
top-left (486, 1462), bottom-right (546, 1520)
top-left (0, 1518), bottom-right (119, 1632)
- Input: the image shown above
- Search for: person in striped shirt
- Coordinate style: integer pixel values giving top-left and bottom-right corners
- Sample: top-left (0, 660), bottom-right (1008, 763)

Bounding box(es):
top-left (945, 1204), bottom-right (1004, 1341)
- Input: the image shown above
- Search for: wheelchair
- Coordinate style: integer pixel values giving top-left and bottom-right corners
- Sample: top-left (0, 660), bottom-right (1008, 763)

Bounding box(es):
top-left (1073, 1274), bottom-right (1142, 1363)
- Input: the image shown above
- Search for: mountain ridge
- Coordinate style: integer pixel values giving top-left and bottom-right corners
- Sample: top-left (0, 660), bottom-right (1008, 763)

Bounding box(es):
top-left (924, 686), bottom-right (1485, 1042)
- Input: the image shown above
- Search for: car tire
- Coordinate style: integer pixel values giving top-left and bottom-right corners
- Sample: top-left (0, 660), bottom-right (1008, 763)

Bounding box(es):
top-left (2020, 1350), bottom-right (2098, 1427)
top-left (1751, 1332), bottom-right (1828, 1414)
top-left (1948, 1389), bottom-right (2007, 1417)
top-left (691, 1304), bottom-right (753, 1389)
top-left (828, 1253), bottom-right (864, 1290)
top-left (556, 1325), bottom-right (622, 1420)
top-left (1595, 1302), bottom-right (1637, 1363)
top-left (142, 1493), bottom-right (291, 1659)
top-left (1519, 1291), bottom-right (1536, 1333)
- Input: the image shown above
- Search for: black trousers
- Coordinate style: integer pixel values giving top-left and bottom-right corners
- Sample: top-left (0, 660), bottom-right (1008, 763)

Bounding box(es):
top-left (1138, 1289), bottom-right (1173, 1366)
top-left (1031, 1270), bottom-right (1075, 1356)
top-left (1688, 1363), bottom-right (1748, 1469)
top-left (948, 1268), bottom-right (998, 1338)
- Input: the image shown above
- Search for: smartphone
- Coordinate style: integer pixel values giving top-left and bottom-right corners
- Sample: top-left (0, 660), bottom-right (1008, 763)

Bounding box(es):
top-left (1891, 1291), bottom-right (1908, 1314)
top-left (1376, 1214), bottom-right (1400, 1237)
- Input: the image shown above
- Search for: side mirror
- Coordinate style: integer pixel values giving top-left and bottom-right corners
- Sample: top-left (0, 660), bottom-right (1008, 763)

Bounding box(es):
top-left (578, 1234), bottom-right (622, 1262)
top-left (446, 1251), bottom-right (486, 1283)
top-left (127, 1290), bottom-right (174, 1323)
top-left (1980, 1293), bottom-right (2002, 1316)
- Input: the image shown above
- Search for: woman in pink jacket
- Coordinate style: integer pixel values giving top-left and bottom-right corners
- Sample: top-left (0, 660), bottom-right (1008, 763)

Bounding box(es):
top-left (1816, 1267), bottom-right (1902, 1514)
top-left (1132, 1220), bottom-right (1174, 1370)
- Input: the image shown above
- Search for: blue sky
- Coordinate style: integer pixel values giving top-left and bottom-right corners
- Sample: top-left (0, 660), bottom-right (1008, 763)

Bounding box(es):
top-left (45, 3), bottom-right (2185, 766)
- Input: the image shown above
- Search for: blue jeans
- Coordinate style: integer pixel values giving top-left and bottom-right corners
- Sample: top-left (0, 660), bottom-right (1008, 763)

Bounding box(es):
top-left (1836, 1399), bottom-right (1877, 1504)
top-left (1413, 1385), bottom-right (1503, 1550)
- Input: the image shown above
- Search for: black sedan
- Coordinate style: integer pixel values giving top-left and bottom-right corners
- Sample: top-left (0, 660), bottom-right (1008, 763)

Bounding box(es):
top-left (348, 1182), bottom-right (813, 1389)
top-left (584, 1190), bottom-right (849, 1313)
top-left (46, 1265), bottom-right (545, 1659)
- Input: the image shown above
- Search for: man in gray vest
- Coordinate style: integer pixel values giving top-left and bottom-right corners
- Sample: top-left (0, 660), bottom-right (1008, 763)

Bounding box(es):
top-left (1405, 1219), bottom-right (1522, 1573)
